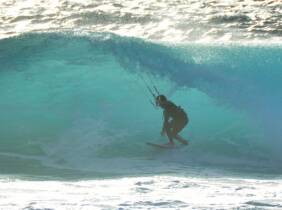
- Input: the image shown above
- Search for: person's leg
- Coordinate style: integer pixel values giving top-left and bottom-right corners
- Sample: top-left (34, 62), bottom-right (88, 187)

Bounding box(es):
top-left (174, 134), bottom-right (189, 145)
top-left (164, 122), bottom-right (175, 145)
top-left (171, 120), bottom-right (189, 145)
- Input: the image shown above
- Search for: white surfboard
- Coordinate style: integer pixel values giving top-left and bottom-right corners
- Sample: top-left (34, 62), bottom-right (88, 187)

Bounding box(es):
top-left (146, 142), bottom-right (176, 149)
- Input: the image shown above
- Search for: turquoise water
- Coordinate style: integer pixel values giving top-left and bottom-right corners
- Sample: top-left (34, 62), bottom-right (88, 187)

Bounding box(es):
top-left (0, 33), bottom-right (282, 178)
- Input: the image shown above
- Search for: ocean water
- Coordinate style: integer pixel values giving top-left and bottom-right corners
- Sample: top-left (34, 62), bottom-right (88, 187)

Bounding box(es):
top-left (1, 1), bottom-right (282, 209)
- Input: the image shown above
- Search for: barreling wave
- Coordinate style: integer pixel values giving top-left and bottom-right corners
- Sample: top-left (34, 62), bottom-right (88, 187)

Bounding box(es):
top-left (0, 32), bottom-right (282, 177)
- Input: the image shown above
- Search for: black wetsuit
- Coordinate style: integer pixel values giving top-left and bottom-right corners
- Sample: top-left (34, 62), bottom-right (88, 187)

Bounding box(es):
top-left (162, 101), bottom-right (188, 138)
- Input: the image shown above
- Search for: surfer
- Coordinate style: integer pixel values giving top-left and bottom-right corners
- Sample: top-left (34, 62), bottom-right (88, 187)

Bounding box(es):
top-left (156, 95), bottom-right (189, 146)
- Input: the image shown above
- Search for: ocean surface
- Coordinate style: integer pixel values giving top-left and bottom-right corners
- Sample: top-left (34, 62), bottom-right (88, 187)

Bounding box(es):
top-left (0, 0), bottom-right (282, 209)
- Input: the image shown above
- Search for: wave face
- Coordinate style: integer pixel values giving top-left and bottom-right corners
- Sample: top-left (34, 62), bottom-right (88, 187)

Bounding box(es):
top-left (0, 33), bottom-right (282, 177)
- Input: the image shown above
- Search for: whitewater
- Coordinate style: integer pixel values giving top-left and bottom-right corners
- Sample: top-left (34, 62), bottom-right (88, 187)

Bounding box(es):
top-left (0, 0), bottom-right (282, 209)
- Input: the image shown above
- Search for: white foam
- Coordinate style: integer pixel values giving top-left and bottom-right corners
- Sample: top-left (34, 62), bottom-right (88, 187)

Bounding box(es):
top-left (1, 175), bottom-right (282, 209)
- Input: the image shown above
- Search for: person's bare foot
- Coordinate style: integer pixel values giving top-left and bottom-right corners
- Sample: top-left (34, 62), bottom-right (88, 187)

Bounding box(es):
top-left (175, 137), bottom-right (189, 145)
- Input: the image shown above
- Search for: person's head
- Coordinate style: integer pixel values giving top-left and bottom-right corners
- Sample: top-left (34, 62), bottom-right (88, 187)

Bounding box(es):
top-left (156, 95), bottom-right (167, 107)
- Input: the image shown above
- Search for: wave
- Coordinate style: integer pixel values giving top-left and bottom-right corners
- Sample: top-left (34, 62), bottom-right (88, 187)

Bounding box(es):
top-left (0, 32), bottom-right (282, 177)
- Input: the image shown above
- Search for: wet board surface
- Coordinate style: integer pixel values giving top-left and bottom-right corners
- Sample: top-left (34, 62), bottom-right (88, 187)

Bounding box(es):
top-left (146, 142), bottom-right (176, 149)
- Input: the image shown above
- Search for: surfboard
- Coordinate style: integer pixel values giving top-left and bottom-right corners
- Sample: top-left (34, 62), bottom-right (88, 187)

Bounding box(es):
top-left (146, 142), bottom-right (176, 149)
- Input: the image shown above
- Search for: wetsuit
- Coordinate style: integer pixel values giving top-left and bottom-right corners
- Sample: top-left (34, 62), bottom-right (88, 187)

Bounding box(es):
top-left (162, 101), bottom-right (188, 138)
